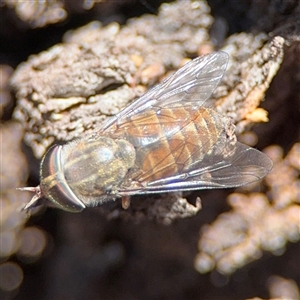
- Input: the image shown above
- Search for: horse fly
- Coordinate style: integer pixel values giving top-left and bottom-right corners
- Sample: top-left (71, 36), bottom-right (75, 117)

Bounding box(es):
top-left (19, 52), bottom-right (273, 212)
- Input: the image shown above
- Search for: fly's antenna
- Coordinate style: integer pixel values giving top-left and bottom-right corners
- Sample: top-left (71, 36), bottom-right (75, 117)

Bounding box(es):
top-left (17, 186), bottom-right (42, 210)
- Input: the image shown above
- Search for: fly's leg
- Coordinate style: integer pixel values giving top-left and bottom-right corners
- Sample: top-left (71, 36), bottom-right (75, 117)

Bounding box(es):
top-left (122, 195), bottom-right (131, 209)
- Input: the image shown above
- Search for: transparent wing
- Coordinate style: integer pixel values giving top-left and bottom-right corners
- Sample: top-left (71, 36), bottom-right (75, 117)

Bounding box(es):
top-left (118, 142), bottom-right (273, 195)
top-left (100, 51), bottom-right (229, 132)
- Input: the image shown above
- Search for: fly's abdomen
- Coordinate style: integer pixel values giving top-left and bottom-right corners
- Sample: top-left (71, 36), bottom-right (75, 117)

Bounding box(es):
top-left (118, 107), bottom-right (224, 182)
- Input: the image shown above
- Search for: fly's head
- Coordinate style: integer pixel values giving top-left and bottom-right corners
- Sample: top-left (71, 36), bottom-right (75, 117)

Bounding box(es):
top-left (19, 145), bottom-right (86, 212)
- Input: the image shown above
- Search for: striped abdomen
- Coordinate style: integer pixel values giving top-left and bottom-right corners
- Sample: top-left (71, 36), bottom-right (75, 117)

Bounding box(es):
top-left (112, 106), bottom-right (224, 183)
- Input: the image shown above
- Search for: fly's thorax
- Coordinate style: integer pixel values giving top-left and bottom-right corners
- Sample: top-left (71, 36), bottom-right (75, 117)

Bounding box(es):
top-left (61, 136), bottom-right (136, 202)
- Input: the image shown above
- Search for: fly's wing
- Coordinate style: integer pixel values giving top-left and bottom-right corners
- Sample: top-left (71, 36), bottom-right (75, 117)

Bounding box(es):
top-left (118, 142), bottom-right (273, 196)
top-left (96, 50), bottom-right (272, 195)
top-left (100, 51), bottom-right (229, 132)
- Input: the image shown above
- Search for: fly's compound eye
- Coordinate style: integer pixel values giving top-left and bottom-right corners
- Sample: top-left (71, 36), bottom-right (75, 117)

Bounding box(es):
top-left (39, 145), bottom-right (86, 212)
